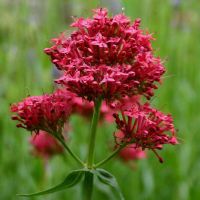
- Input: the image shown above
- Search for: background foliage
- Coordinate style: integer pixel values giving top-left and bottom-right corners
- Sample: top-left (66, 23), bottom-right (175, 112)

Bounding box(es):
top-left (0, 0), bottom-right (200, 199)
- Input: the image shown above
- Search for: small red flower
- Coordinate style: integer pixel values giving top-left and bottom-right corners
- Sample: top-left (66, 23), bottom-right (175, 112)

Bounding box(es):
top-left (72, 97), bottom-right (114, 121)
top-left (118, 143), bottom-right (146, 162)
top-left (11, 89), bottom-right (73, 135)
top-left (45, 8), bottom-right (165, 101)
top-left (113, 102), bottom-right (178, 163)
top-left (30, 131), bottom-right (64, 159)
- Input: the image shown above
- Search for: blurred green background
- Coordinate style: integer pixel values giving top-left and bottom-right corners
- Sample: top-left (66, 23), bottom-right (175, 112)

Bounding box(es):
top-left (0, 0), bottom-right (200, 199)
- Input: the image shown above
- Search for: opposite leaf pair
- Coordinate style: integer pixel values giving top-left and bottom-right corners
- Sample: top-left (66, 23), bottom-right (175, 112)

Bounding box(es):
top-left (18, 168), bottom-right (124, 200)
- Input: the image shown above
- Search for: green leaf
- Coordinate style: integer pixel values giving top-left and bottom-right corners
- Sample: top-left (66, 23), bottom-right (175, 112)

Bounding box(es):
top-left (17, 169), bottom-right (84, 197)
top-left (96, 168), bottom-right (125, 200)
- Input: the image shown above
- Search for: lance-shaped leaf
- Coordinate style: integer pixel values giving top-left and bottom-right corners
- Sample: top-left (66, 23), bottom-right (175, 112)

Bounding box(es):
top-left (96, 168), bottom-right (125, 200)
top-left (17, 169), bottom-right (84, 197)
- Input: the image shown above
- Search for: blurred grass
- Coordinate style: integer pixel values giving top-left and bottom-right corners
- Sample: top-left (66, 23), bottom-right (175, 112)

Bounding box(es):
top-left (0, 0), bottom-right (200, 199)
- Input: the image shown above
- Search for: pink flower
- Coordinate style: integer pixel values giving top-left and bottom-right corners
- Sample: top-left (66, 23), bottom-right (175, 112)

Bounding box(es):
top-left (11, 89), bottom-right (73, 135)
top-left (72, 97), bottom-right (114, 121)
top-left (44, 8), bottom-right (165, 101)
top-left (113, 102), bottom-right (178, 163)
top-left (118, 143), bottom-right (146, 162)
top-left (30, 131), bottom-right (64, 159)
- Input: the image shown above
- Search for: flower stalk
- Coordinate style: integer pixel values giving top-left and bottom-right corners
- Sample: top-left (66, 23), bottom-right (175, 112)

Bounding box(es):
top-left (54, 134), bottom-right (85, 166)
top-left (94, 144), bottom-right (126, 168)
top-left (87, 98), bottom-right (102, 169)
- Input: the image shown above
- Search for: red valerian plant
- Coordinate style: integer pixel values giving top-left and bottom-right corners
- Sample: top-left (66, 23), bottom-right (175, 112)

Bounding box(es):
top-left (10, 8), bottom-right (178, 200)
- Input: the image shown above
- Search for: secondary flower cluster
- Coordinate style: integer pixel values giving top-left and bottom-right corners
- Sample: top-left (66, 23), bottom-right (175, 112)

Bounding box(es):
top-left (118, 143), bottom-right (146, 162)
top-left (11, 89), bottom-right (73, 135)
top-left (113, 100), bottom-right (177, 162)
top-left (30, 131), bottom-right (64, 159)
top-left (45, 8), bottom-right (165, 101)
top-left (72, 97), bottom-right (113, 121)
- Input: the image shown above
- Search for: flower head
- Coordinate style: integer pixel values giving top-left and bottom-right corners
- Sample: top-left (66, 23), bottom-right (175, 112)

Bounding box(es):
top-left (45, 8), bottom-right (165, 101)
top-left (11, 89), bottom-right (73, 135)
top-left (30, 131), bottom-right (64, 159)
top-left (113, 102), bottom-right (178, 162)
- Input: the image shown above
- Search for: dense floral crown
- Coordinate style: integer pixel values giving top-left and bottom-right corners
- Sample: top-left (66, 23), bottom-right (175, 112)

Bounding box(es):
top-left (45, 8), bottom-right (165, 101)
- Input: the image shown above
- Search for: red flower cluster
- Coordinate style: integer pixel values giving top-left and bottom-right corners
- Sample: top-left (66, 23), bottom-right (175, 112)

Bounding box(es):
top-left (11, 89), bottom-right (73, 135)
top-left (113, 102), bottom-right (178, 162)
top-left (118, 143), bottom-right (146, 162)
top-left (45, 8), bottom-right (165, 101)
top-left (30, 131), bottom-right (64, 159)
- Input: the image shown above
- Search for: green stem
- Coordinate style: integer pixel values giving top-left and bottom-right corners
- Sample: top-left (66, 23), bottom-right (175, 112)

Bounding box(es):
top-left (87, 98), bottom-right (102, 169)
top-left (55, 135), bottom-right (85, 166)
top-left (94, 144), bottom-right (126, 168)
top-left (82, 171), bottom-right (94, 200)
